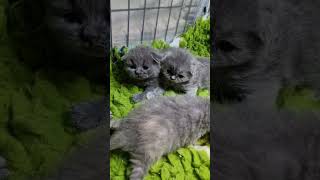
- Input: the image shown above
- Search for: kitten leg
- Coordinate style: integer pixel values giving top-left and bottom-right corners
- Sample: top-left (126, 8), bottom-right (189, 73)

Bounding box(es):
top-left (186, 87), bottom-right (198, 96)
top-left (129, 153), bottom-right (157, 180)
top-left (132, 87), bottom-right (164, 102)
top-left (145, 87), bottom-right (165, 100)
top-left (110, 119), bottom-right (121, 129)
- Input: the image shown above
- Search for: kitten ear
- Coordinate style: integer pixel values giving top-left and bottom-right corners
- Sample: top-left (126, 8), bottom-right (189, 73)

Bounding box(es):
top-left (151, 50), bottom-right (173, 64)
top-left (121, 54), bottom-right (129, 61)
top-left (151, 51), bottom-right (165, 64)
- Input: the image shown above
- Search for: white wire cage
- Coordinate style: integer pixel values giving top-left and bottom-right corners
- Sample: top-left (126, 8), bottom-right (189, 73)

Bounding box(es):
top-left (111, 0), bottom-right (210, 48)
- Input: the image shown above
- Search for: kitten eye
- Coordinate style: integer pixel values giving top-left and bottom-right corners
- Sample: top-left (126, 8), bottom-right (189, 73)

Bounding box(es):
top-left (178, 74), bottom-right (184, 78)
top-left (64, 12), bottom-right (83, 24)
top-left (217, 40), bottom-right (238, 52)
top-left (143, 65), bottom-right (149, 70)
top-left (130, 65), bottom-right (136, 69)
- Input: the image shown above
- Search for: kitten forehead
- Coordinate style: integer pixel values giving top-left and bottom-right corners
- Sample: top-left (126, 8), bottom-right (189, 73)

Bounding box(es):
top-left (163, 48), bottom-right (193, 67)
top-left (125, 46), bottom-right (157, 64)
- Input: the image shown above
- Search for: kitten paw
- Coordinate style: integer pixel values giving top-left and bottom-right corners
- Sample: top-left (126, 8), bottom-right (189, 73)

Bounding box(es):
top-left (132, 93), bottom-right (144, 103)
top-left (146, 92), bottom-right (156, 100)
top-left (146, 88), bottom-right (164, 100)
top-left (0, 156), bottom-right (9, 179)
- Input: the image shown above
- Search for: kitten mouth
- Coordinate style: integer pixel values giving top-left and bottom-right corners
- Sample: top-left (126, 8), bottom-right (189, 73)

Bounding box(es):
top-left (135, 75), bottom-right (148, 80)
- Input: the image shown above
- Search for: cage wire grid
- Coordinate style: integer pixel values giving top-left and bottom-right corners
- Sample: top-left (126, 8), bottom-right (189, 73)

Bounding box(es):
top-left (111, 0), bottom-right (209, 48)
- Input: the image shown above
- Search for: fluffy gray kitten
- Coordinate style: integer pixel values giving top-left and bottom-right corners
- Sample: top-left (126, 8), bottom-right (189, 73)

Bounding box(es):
top-left (110, 95), bottom-right (210, 180)
top-left (160, 48), bottom-right (210, 96)
top-left (122, 46), bottom-right (164, 102)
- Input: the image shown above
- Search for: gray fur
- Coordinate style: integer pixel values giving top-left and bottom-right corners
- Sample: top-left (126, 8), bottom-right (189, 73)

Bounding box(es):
top-left (122, 46), bottom-right (165, 102)
top-left (160, 48), bottom-right (210, 96)
top-left (110, 95), bottom-right (209, 180)
top-left (45, 0), bottom-right (108, 58)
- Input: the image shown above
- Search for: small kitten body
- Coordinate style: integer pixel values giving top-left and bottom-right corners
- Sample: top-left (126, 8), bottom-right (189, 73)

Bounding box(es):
top-left (122, 46), bottom-right (164, 102)
top-left (160, 48), bottom-right (210, 96)
top-left (110, 95), bottom-right (209, 180)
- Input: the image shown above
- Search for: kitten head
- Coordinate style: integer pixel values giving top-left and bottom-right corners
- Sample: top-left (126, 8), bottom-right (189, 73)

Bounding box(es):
top-left (122, 46), bottom-right (162, 80)
top-left (213, 0), bottom-right (266, 103)
top-left (160, 48), bottom-right (195, 85)
top-left (45, 0), bottom-right (108, 58)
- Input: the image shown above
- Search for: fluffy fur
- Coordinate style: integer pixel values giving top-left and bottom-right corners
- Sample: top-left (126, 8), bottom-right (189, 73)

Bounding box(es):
top-left (213, 0), bottom-right (320, 179)
top-left (45, 0), bottom-right (108, 58)
top-left (160, 48), bottom-right (210, 96)
top-left (213, 0), bottom-right (320, 103)
top-left (111, 95), bottom-right (209, 180)
top-left (7, 0), bottom-right (109, 82)
top-left (213, 104), bottom-right (320, 180)
top-left (122, 46), bottom-right (164, 102)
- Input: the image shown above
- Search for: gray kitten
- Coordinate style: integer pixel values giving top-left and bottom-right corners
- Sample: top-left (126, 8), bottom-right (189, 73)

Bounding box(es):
top-left (122, 46), bottom-right (164, 102)
top-left (110, 95), bottom-right (209, 180)
top-left (160, 48), bottom-right (210, 96)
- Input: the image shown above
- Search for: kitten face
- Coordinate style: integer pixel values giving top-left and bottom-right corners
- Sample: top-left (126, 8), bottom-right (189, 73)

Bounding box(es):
top-left (45, 0), bottom-right (108, 58)
top-left (213, 0), bottom-right (265, 103)
top-left (161, 49), bottom-right (194, 85)
top-left (122, 46), bottom-right (161, 80)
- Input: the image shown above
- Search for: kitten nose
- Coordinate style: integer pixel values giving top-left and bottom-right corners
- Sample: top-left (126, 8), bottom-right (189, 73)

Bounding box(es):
top-left (170, 75), bottom-right (176, 80)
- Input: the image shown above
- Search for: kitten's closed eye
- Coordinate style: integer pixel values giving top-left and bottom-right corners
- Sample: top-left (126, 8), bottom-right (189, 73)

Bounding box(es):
top-left (178, 74), bottom-right (184, 78)
top-left (167, 69), bottom-right (173, 75)
top-left (130, 64), bottom-right (136, 69)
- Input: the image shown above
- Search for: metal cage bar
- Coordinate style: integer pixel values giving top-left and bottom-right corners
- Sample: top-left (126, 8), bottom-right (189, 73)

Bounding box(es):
top-left (153, 0), bottom-right (161, 41)
top-left (164, 0), bottom-right (174, 41)
top-left (174, 0), bottom-right (185, 37)
top-left (183, 0), bottom-right (194, 32)
top-left (111, 5), bottom-right (198, 12)
top-left (111, 0), bottom-right (208, 47)
top-left (141, 0), bottom-right (147, 43)
top-left (126, 0), bottom-right (130, 47)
